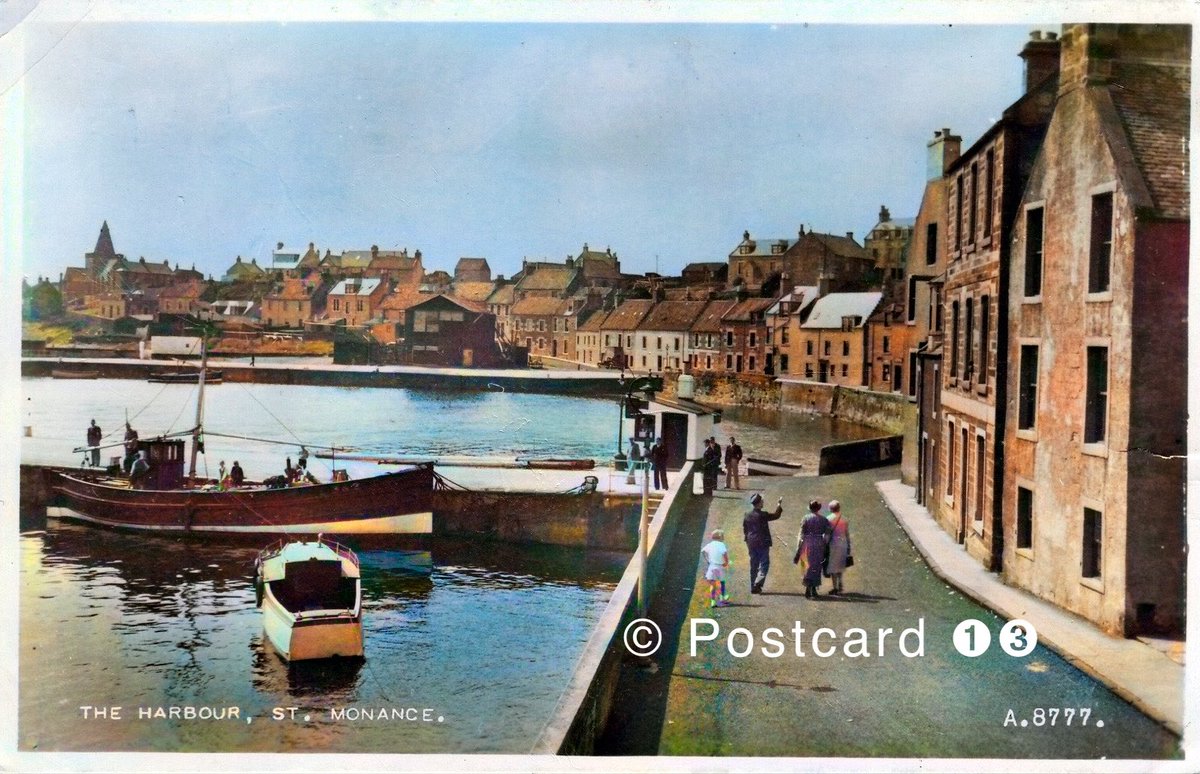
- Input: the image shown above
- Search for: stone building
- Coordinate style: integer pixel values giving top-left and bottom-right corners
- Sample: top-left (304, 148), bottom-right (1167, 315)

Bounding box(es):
top-left (764, 285), bottom-right (820, 377)
top-left (598, 298), bottom-right (655, 370)
top-left (159, 280), bottom-right (210, 317)
top-left (510, 296), bottom-right (563, 358)
top-left (485, 282), bottom-right (518, 341)
top-left (628, 299), bottom-right (707, 373)
top-left (222, 256), bottom-right (267, 283)
top-left (864, 205), bottom-right (915, 282)
top-left (789, 292), bottom-right (882, 385)
top-left (727, 231), bottom-right (793, 293)
top-left (513, 260), bottom-right (581, 300)
top-left (1001, 24), bottom-right (1189, 636)
top-left (261, 277), bottom-right (325, 328)
top-left (865, 294), bottom-right (911, 393)
top-left (718, 297), bottom-right (775, 374)
top-left (454, 257), bottom-right (492, 283)
top-left (326, 277), bottom-right (387, 328)
top-left (688, 299), bottom-right (738, 373)
top-left (575, 308), bottom-right (611, 367)
top-left (364, 247), bottom-right (424, 287)
top-left (910, 128), bottom-right (962, 509)
top-left (937, 30), bottom-right (1059, 568)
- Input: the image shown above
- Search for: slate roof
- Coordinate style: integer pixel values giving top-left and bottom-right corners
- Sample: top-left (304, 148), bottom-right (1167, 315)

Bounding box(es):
top-left (511, 296), bottom-right (565, 317)
top-left (121, 258), bottom-right (175, 275)
top-left (600, 299), bottom-right (654, 331)
top-left (801, 292), bottom-right (883, 329)
top-left (1106, 60), bottom-right (1190, 220)
top-left (485, 283), bottom-right (517, 306)
top-left (690, 299), bottom-right (737, 333)
top-left (329, 277), bottom-right (382, 296)
top-left (767, 285), bottom-right (820, 316)
top-left (638, 300), bottom-right (708, 332)
top-left (729, 235), bottom-right (794, 258)
top-left (578, 309), bottom-right (611, 331)
top-left (722, 297), bottom-right (777, 323)
top-left (802, 232), bottom-right (871, 260)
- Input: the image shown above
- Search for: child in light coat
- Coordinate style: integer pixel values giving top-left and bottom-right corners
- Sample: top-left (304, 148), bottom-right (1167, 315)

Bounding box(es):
top-left (700, 529), bottom-right (731, 607)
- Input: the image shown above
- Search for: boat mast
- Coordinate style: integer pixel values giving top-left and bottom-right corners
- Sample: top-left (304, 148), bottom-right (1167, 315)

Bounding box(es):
top-left (188, 334), bottom-right (208, 483)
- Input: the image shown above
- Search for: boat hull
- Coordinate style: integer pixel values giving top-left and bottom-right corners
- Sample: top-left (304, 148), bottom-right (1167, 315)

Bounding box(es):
top-left (261, 591), bottom-right (364, 661)
top-left (50, 465), bottom-right (435, 535)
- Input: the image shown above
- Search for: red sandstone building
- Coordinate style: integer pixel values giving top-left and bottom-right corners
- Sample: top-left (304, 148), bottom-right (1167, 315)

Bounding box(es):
top-left (1002, 24), bottom-right (1189, 636)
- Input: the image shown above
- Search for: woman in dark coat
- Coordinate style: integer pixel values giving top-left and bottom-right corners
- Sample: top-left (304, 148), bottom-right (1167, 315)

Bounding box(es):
top-left (794, 499), bottom-right (831, 598)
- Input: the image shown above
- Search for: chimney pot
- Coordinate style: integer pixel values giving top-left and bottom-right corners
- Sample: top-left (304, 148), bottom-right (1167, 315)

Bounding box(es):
top-left (1030, 30), bottom-right (1043, 41)
top-left (846, 232), bottom-right (854, 240)
top-left (277, 242), bottom-right (284, 250)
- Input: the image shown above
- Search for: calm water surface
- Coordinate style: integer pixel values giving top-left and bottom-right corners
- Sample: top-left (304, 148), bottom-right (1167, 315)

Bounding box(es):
top-left (20, 521), bottom-right (625, 753)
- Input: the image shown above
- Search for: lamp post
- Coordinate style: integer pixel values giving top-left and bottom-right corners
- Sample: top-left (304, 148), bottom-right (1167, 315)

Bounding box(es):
top-left (613, 373), bottom-right (628, 471)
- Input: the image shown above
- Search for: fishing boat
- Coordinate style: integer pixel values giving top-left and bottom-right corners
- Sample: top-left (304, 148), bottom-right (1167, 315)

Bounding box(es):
top-left (148, 369), bottom-right (225, 384)
top-left (50, 338), bottom-right (435, 534)
top-left (51, 368), bottom-right (100, 379)
top-left (255, 536), bottom-right (364, 661)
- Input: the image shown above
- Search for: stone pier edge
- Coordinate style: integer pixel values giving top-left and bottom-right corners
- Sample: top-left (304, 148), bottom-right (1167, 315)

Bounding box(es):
top-left (531, 461), bottom-right (696, 755)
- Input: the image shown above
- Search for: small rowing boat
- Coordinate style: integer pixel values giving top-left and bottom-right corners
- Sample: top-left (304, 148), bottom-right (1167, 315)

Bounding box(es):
top-left (255, 536), bottom-right (364, 662)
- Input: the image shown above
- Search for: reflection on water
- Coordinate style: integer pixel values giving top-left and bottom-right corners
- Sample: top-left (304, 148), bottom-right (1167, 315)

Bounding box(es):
top-left (20, 521), bottom-right (624, 753)
top-left (715, 406), bottom-right (883, 469)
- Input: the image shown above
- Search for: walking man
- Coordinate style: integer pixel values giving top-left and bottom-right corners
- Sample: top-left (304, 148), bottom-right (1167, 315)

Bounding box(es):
top-left (701, 438), bottom-right (720, 496)
top-left (86, 419), bottom-right (102, 467)
top-left (651, 438), bottom-right (668, 491)
top-left (742, 492), bottom-right (784, 594)
top-left (724, 436), bottom-right (744, 490)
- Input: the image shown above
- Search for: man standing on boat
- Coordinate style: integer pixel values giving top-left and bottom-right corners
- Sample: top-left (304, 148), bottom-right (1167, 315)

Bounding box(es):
top-left (86, 420), bottom-right (102, 467)
top-left (122, 422), bottom-right (139, 474)
top-left (230, 460), bottom-right (245, 488)
top-left (129, 450), bottom-right (150, 489)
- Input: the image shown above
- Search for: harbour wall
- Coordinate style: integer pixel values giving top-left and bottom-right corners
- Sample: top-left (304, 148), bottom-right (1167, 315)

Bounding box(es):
top-left (433, 489), bottom-right (640, 551)
top-left (22, 357), bottom-right (626, 396)
top-left (532, 461), bottom-right (697, 755)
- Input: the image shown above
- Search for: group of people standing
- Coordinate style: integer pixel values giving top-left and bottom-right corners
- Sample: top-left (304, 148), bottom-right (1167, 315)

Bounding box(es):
top-left (700, 436), bottom-right (743, 495)
top-left (708, 492), bottom-right (852, 602)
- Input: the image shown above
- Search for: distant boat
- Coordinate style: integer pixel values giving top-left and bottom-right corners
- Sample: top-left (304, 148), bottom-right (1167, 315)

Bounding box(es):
top-left (255, 537), bottom-right (364, 662)
top-left (148, 369), bottom-right (225, 384)
top-left (51, 369), bottom-right (100, 379)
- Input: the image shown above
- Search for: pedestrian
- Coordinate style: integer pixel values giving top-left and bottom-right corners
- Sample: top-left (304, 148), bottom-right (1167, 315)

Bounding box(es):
top-left (129, 450), bottom-right (150, 489)
top-left (742, 492), bottom-right (783, 594)
top-left (250, 355), bottom-right (256, 366)
top-left (230, 460), bottom-right (245, 488)
top-left (86, 419), bottom-right (102, 467)
top-left (825, 500), bottom-right (853, 595)
top-left (700, 529), bottom-right (730, 607)
top-left (122, 422), bottom-right (139, 474)
top-left (794, 499), bottom-right (832, 598)
top-left (651, 438), bottom-right (669, 491)
top-left (701, 438), bottom-right (720, 495)
top-left (724, 436), bottom-right (744, 490)
top-left (218, 460), bottom-right (228, 490)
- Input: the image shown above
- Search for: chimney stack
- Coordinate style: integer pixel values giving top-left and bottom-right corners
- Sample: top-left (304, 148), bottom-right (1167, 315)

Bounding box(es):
top-left (926, 128), bottom-right (963, 181)
top-left (1020, 28), bottom-right (1063, 94)
top-left (879, 205), bottom-right (890, 223)
top-left (846, 232), bottom-right (854, 241)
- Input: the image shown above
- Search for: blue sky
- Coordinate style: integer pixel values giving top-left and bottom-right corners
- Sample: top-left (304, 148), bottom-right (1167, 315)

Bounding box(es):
top-left (16, 19), bottom-right (1033, 282)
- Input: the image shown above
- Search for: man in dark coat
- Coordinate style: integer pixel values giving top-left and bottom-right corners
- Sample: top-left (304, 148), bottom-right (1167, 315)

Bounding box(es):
top-left (724, 437), bottom-right (744, 490)
top-left (702, 438), bottom-right (721, 495)
top-left (122, 422), bottom-right (139, 474)
top-left (230, 460), bottom-right (245, 488)
top-left (742, 492), bottom-right (784, 594)
top-left (86, 419), bottom-right (102, 467)
top-left (651, 438), bottom-right (668, 491)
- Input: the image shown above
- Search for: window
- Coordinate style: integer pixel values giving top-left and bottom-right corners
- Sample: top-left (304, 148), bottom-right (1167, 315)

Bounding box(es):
top-left (1016, 487), bottom-right (1033, 549)
top-left (1018, 345), bottom-right (1039, 430)
top-left (842, 341), bottom-right (850, 356)
top-left (1089, 192), bottom-right (1113, 293)
top-left (1082, 508), bottom-right (1102, 579)
top-left (781, 327), bottom-right (789, 345)
top-left (1024, 207), bottom-right (1044, 296)
top-left (806, 340), bottom-right (814, 356)
top-left (926, 223), bottom-right (938, 265)
top-left (333, 298), bottom-right (340, 311)
top-left (961, 426), bottom-right (969, 513)
top-left (950, 301), bottom-right (960, 378)
top-left (882, 364), bottom-right (891, 382)
top-left (656, 336), bottom-right (662, 349)
top-left (725, 355), bottom-right (733, 369)
top-left (968, 162), bottom-right (978, 245)
top-left (883, 335), bottom-right (890, 354)
top-left (749, 332), bottom-right (757, 347)
top-left (824, 340), bottom-right (831, 356)
top-left (975, 434), bottom-right (985, 522)
top-left (641, 356), bottom-right (646, 367)
top-left (749, 356), bottom-right (756, 371)
top-left (779, 354), bottom-right (789, 373)
top-left (947, 422), bottom-right (956, 496)
top-left (934, 286), bottom-right (943, 332)
top-left (964, 298), bottom-right (974, 381)
top-left (1085, 347), bottom-right (1109, 443)
top-left (978, 296), bottom-right (990, 385)
top-left (984, 149), bottom-right (995, 240)
top-left (954, 176), bottom-right (964, 252)
top-left (725, 331), bottom-right (733, 347)
top-left (805, 363), bottom-right (814, 378)
top-left (706, 356), bottom-right (712, 369)
top-left (674, 337), bottom-right (680, 351)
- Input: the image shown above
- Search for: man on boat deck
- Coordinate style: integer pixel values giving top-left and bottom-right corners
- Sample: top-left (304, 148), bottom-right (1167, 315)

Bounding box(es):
top-left (230, 460), bottom-right (245, 488)
top-left (129, 450), bottom-right (150, 489)
top-left (86, 420), bottom-right (102, 467)
top-left (122, 422), bottom-right (139, 474)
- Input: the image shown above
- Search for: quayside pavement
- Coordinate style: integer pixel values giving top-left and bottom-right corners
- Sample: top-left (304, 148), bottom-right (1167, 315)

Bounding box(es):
top-left (596, 465), bottom-right (1180, 759)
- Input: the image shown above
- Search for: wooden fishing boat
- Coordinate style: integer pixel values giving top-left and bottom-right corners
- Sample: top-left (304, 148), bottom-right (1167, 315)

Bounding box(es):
top-left (51, 368), bottom-right (100, 379)
top-left (520, 457), bottom-right (595, 471)
top-left (52, 338), bottom-right (434, 534)
top-left (255, 537), bottom-right (364, 661)
top-left (148, 369), bottom-right (225, 384)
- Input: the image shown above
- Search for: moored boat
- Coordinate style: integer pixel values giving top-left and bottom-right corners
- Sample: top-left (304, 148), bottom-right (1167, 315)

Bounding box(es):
top-left (255, 536), bottom-right (364, 661)
top-left (54, 336), bottom-right (434, 534)
top-left (148, 369), bottom-right (225, 384)
top-left (51, 369), bottom-right (100, 379)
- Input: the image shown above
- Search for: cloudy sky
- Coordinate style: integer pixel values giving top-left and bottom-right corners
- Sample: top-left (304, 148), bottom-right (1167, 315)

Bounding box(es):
top-left (9, 9), bottom-right (1058, 281)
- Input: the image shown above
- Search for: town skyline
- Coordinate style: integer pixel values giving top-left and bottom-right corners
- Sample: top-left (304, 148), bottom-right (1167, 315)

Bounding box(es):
top-left (13, 18), bottom-right (1041, 283)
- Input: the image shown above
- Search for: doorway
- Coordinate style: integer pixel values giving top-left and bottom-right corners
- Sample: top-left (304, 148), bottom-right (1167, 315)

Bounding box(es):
top-left (661, 413), bottom-right (689, 470)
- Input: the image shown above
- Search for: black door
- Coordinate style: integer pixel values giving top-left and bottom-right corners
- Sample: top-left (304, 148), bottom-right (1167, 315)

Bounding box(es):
top-left (661, 413), bottom-right (689, 470)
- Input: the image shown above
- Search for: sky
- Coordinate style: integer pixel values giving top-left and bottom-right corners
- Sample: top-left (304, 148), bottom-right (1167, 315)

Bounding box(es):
top-left (10, 12), bottom-right (1048, 282)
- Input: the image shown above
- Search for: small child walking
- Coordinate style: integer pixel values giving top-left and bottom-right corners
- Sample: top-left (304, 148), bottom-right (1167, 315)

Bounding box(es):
top-left (700, 529), bottom-right (731, 607)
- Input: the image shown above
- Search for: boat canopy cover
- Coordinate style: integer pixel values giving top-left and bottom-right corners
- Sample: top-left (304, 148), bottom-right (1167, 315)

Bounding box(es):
top-left (260, 541), bottom-right (360, 582)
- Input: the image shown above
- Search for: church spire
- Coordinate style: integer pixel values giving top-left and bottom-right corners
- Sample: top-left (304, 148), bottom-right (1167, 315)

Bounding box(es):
top-left (94, 221), bottom-right (115, 259)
